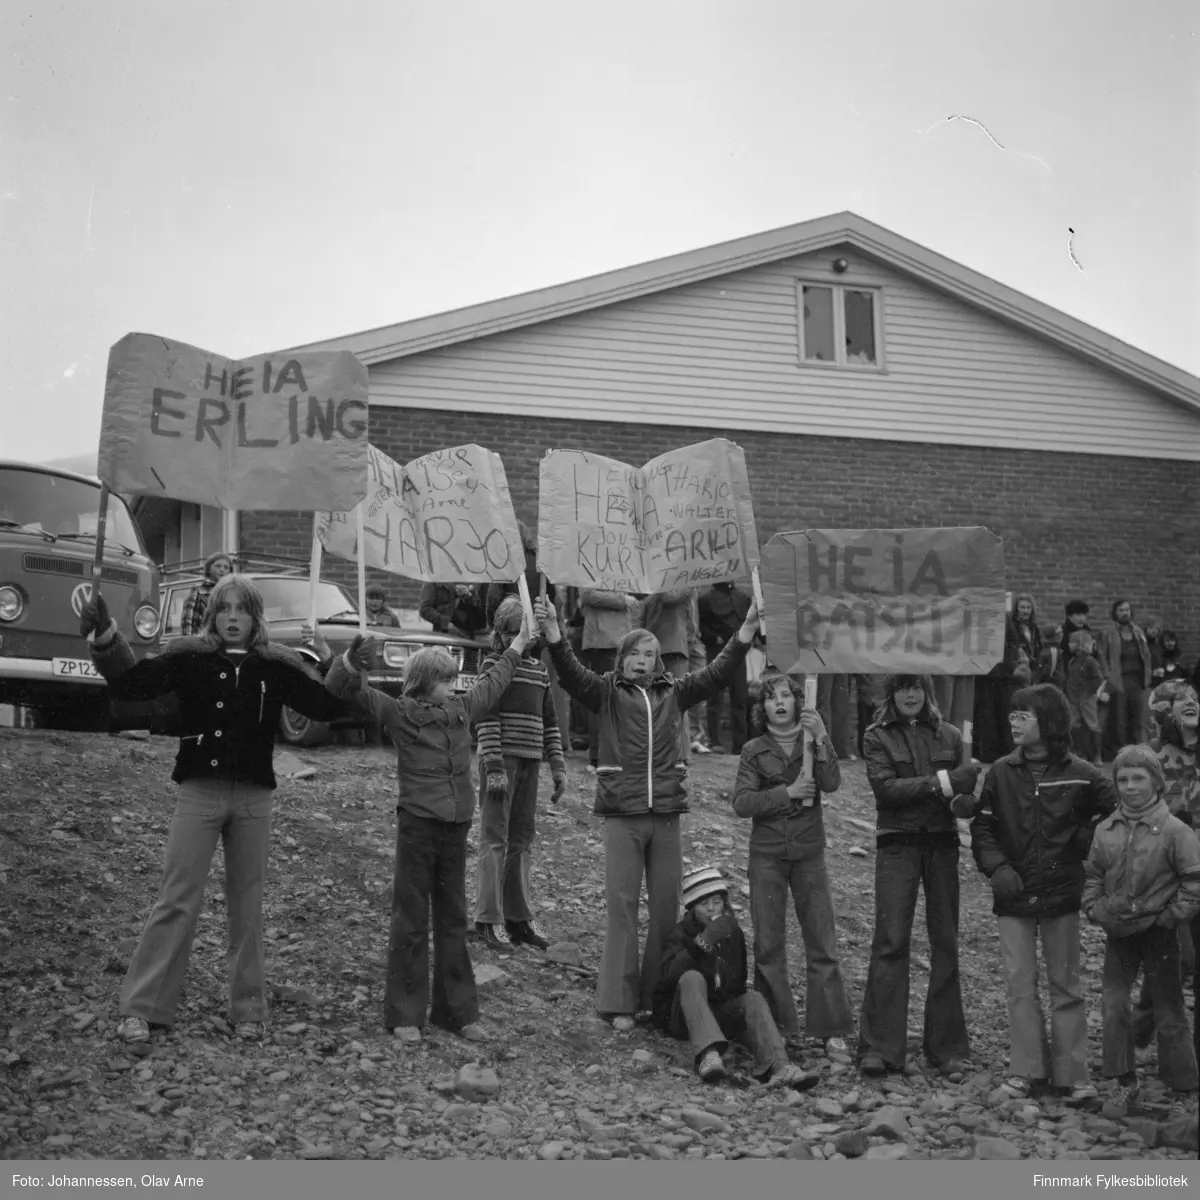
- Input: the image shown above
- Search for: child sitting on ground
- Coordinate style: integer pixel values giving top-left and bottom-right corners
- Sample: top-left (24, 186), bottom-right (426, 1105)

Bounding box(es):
top-left (653, 866), bottom-right (818, 1089)
top-left (1082, 744), bottom-right (1200, 1110)
top-left (1065, 630), bottom-right (1105, 766)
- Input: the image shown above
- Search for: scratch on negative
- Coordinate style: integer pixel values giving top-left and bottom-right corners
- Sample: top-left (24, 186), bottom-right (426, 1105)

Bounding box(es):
top-left (918, 115), bottom-right (1053, 176)
top-left (1066, 227), bottom-right (1086, 276)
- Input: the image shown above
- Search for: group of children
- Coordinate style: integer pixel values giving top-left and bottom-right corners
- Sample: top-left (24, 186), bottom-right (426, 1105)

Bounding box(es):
top-left (80, 573), bottom-right (1200, 1114)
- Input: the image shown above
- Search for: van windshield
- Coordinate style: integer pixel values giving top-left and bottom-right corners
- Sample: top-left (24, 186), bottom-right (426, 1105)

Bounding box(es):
top-left (0, 467), bottom-right (145, 553)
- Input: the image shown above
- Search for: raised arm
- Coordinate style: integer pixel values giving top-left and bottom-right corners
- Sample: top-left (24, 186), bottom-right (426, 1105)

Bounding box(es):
top-left (87, 623), bottom-right (183, 701)
top-left (676, 599), bottom-right (759, 708)
top-left (536, 598), bottom-right (607, 712)
top-left (273, 653), bottom-right (353, 722)
top-left (461, 647), bottom-right (521, 724)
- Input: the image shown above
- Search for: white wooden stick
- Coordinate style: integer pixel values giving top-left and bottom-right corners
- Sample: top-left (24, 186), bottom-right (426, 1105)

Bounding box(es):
top-left (308, 515), bottom-right (323, 633)
top-left (801, 675), bottom-right (819, 788)
top-left (751, 566), bottom-right (766, 640)
top-left (516, 573), bottom-right (536, 637)
top-left (355, 501), bottom-right (367, 636)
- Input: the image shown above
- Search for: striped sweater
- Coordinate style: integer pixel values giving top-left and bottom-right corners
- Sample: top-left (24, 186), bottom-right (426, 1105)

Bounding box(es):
top-left (475, 651), bottom-right (565, 774)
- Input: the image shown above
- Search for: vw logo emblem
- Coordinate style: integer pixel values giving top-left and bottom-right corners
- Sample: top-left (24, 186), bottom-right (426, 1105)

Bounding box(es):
top-left (70, 582), bottom-right (94, 618)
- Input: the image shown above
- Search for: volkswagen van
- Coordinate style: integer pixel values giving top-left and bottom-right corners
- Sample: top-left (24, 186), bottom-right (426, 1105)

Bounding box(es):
top-left (0, 461), bottom-right (160, 725)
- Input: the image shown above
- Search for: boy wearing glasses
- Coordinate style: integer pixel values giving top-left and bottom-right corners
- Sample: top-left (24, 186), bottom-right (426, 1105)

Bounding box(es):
top-left (970, 684), bottom-right (1116, 1104)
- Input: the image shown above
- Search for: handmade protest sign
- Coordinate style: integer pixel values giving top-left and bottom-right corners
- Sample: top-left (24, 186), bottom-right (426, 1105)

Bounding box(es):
top-left (538, 438), bottom-right (758, 593)
top-left (98, 333), bottom-right (370, 511)
top-left (759, 527), bottom-right (1006, 676)
top-left (315, 443), bottom-right (525, 584)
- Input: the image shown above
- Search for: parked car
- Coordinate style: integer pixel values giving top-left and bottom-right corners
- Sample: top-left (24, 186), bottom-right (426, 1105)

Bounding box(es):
top-left (156, 561), bottom-right (490, 745)
top-left (0, 460), bottom-right (160, 728)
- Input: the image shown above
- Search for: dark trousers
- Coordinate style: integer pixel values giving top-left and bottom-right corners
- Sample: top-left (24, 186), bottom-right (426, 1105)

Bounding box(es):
top-left (706, 659), bottom-right (749, 754)
top-left (581, 648), bottom-right (617, 765)
top-left (1102, 923), bottom-right (1198, 1090)
top-left (1106, 683), bottom-right (1148, 758)
top-left (818, 675), bottom-right (853, 759)
top-left (975, 676), bottom-right (1017, 764)
top-left (385, 810), bottom-right (478, 1032)
top-left (857, 840), bottom-right (970, 1069)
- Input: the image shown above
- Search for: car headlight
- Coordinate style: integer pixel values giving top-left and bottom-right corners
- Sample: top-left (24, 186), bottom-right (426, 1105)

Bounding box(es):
top-left (382, 642), bottom-right (413, 668)
top-left (134, 605), bottom-right (160, 639)
top-left (0, 586), bottom-right (23, 622)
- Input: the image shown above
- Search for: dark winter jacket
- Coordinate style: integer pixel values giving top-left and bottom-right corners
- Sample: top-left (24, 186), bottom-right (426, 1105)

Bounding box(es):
top-left (418, 582), bottom-right (488, 638)
top-left (90, 632), bottom-right (347, 789)
top-left (652, 905), bottom-right (748, 1030)
top-left (548, 633), bottom-right (750, 817)
top-left (986, 616), bottom-right (1025, 680)
top-left (325, 646), bottom-right (520, 823)
top-left (862, 707), bottom-right (970, 839)
top-left (970, 747), bottom-right (1117, 918)
top-left (732, 731), bottom-right (842, 860)
top-left (697, 583), bottom-right (751, 656)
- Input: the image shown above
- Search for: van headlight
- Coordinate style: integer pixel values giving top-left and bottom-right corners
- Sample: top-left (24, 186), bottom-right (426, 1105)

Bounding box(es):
top-left (134, 605), bottom-right (160, 639)
top-left (0, 586), bottom-right (23, 622)
top-left (383, 642), bottom-right (413, 668)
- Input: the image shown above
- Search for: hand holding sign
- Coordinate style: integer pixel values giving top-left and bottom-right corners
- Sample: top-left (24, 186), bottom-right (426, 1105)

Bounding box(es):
top-left (533, 598), bottom-right (561, 644)
top-left (347, 634), bottom-right (377, 673)
top-left (79, 592), bottom-right (111, 640)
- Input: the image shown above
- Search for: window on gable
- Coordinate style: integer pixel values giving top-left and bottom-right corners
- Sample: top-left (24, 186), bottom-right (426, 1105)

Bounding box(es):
top-left (798, 283), bottom-right (882, 368)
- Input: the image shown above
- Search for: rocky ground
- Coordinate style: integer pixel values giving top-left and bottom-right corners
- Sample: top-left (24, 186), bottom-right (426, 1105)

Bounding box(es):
top-left (1, 726), bottom-right (1197, 1162)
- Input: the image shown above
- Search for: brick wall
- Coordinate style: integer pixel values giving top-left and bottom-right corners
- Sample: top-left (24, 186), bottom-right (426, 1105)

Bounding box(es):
top-left (239, 407), bottom-right (1200, 659)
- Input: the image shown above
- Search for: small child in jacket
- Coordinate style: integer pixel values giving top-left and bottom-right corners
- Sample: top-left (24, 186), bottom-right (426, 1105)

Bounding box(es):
top-left (1082, 744), bottom-right (1200, 1106)
top-left (1065, 630), bottom-right (1105, 765)
top-left (325, 619), bottom-right (530, 1043)
top-left (653, 867), bottom-right (816, 1089)
top-left (732, 673), bottom-right (854, 1053)
top-left (473, 596), bottom-right (567, 953)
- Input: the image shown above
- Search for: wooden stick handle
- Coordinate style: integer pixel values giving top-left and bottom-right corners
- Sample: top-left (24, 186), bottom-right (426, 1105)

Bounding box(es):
top-left (801, 675), bottom-right (819, 787)
top-left (90, 483), bottom-right (110, 600)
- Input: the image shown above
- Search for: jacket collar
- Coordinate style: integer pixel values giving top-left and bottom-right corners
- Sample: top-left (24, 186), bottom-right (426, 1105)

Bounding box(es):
top-left (1006, 746), bottom-right (1073, 768)
top-left (1110, 797), bottom-right (1170, 827)
top-left (162, 635), bottom-right (304, 670)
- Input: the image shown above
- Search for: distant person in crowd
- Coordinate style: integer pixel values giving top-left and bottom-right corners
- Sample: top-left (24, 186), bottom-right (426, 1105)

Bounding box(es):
top-left (1098, 600), bottom-right (1152, 753)
top-left (974, 606), bottom-right (1025, 764)
top-left (1133, 681), bottom-right (1200, 1054)
top-left (698, 581), bottom-right (753, 755)
top-left (1064, 630), bottom-right (1105, 766)
top-left (484, 521), bottom-right (556, 623)
top-left (1059, 600), bottom-right (1093, 677)
top-left (855, 675), bottom-right (890, 759)
top-left (1037, 622), bottom-right (1062, 685)
top-left (818, 674), bottom-right (854, 761)
top-left (733, 674), bottom-right (854, 1055)
top-left (80, 575), bottom-right (349, 1044)
top-left (578, 587), bottom-right (642, 769)
top-left (653, 866), bottom-right (817, 1090)
top-left (1012, 593), bottom-right (1042, 688)
top-left (324, 614), bottom-right (531, 1043)
top-left (1082, 744), bottom-right (1200, 1109)
top-left (419, 580), bottom-right (488, 639)
top-left (180, 551), bottom-right (234, 635)
top-left (472, 597), bottom-right (566, 953)
top-left (970, 683), bottom-right (1115, 1104)
top-left (858, 675), bottom-right (979, 1077)
top-left (364, 582), bottom-right (401, 627)
top-left (535, 594), bottom-right (759, 1031)
top-left (641, 589), bottom-right (696, 764)
top-left (1154, 630), bottom-right (1190, 684)
top-left (685, 593), bottom-right (712, 754)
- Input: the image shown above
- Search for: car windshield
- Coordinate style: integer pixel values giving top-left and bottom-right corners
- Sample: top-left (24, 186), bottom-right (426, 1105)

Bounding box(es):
top-left (256, 577), bottom-right (358, 623)
top-left (0, 466), bottom-right (144, 551)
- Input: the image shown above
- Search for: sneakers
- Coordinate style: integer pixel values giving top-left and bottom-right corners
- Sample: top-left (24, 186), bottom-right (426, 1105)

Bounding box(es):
top-left (1109, 1079), bottom-right (1140, 1113)
top-left (610, 1015), bottom-right (635, 1033)
top-left (459, 1022), bottom-right (490, 1043)
top-left (860, 1054), bottom-right (887, 1077)
top-left (937, 1056), bottom-right (974, 1077)
top-left (506, 919), bottom-right (550, 950)
top-left (392, 1026), bottom-right (421, 1044)
top-left (235, 1021), bottom-right (265, 1041)
top-left (117, 1016), bottom-right (150, 1043)
top-left (476, 922), bottom-right (513, 951)
top-left (691, 739), bottom-right (713, 755)
top-left (824, 1036), bottom-right (849, 1056)
top-left (698, 1049), bottom-right (726, 1082)
top-left (1061, 1083), bottom-right (1098, 1106)
top-left (767, 1063), bottom-right (821, 1091)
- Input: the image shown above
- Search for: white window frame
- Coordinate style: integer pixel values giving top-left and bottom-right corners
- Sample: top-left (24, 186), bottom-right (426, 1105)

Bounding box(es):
top-left (795, 281), bottom-right (885, 370)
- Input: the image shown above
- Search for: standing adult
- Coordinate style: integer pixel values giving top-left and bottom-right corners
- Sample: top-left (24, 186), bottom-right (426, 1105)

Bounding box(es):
top-left (364, 582), bottom-right (401, 627)
top-left (1012, 593), bottom-right (1043, 686)
top-left (970, 683), bottom-right (1115, 1101)
top-left (642, 589), bottom-right (694, 764)
top-left (1058, 601), bottom-right (1093, 679)
top-left (858, 676), bottom-right (979, 1076)
top-left (578, 588), bottom-right (641, 769)
top-left (974, 611), bottom-right (1024, 763)
top-left (1098, 600), bottom-right (1152, 753)
top-left (180, 551), bottom-right (234, 635)
top-left (698, 581), bottom-right (752, 755)
top-left (685, 593), bottom-right (712, 754)
top-left (419, 581), bottom-right (488, 639)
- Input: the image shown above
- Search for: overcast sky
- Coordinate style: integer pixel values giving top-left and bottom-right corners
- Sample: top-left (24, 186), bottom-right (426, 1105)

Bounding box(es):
top-left (4, 0), bottom-right (1197, 466)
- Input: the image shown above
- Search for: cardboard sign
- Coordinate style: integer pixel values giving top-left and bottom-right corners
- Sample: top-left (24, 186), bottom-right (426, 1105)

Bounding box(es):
top-left (538, 438), bottom-right (759, 593)
top-left (98, 333), bottom-right (370, 511)
top-left (315, 443), bottom-right (525, 583)
top-left (759, 527), bottom-right (1006, 675)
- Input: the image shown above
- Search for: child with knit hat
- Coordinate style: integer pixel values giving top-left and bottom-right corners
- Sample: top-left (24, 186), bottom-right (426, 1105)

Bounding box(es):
top-left (1082, 743), bottom-right (1200, 1109)
top-left (652, 866), bottom-right (818, 1089)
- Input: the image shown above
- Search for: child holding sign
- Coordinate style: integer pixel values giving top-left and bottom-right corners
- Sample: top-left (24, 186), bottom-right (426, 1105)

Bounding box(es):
top-left (324, 619), bottom-right (531, 1042)
top-left (80, 575), bottom-right (350, 1043)
top-left (535, 594), bottom-right (759, 1026)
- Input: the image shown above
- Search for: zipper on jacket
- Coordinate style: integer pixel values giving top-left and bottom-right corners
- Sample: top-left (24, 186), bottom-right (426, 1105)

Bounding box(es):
top-left (638, 686), bottom-right (654, 809)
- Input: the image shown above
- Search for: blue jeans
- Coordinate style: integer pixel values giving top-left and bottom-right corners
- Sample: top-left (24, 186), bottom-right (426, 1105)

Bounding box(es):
top-left (385, 810), bottom-right (478, 1032)
top-left (857, 839), bottom-right (969, 1069)
top-left (748, 851), bottom-right (854, 1038)
top-left (120, 777), bottom-right (273, 1026)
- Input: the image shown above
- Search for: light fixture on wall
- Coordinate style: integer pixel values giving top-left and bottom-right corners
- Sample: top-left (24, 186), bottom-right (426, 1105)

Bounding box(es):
top-left (832, 257), bottom-right (849, 274)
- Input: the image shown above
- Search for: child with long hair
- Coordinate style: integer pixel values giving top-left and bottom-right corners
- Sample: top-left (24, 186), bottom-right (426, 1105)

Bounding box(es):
top-left (80, 574), bottom-right (349, 1042)
top-left (732, 672), bottom-right (854, 1055)
top-left (534, 594), bottom-right (759, 1029)
top-left (324, 616), bottom-right (531, 1042)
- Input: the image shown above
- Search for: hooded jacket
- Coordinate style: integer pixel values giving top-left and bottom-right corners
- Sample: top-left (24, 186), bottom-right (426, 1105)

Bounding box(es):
top-left (970, 747), bottom-right (1116, 918)
top-left (652, 903), bottom-right (748, 1029)
top-left (548, 633), bottom-right (750, 817)
top-left (1082, 797), bottom-right (1200, 936)
top-left (90, 632), bottom-right (347, 788)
